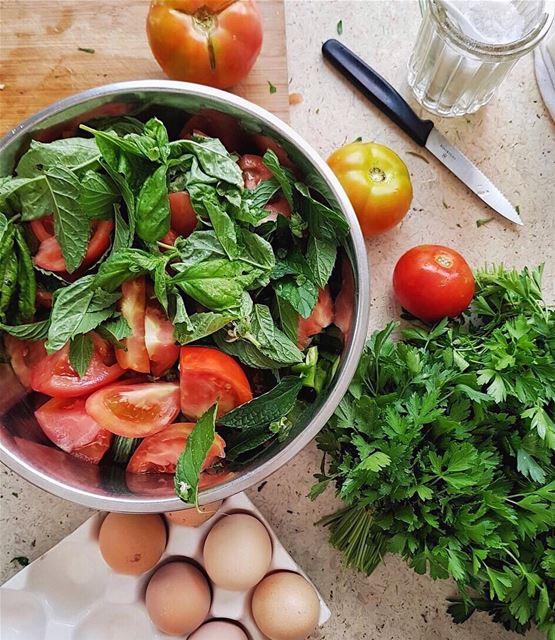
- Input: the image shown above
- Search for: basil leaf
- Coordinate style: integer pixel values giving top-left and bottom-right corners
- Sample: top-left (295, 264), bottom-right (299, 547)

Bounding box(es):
top-left (220, 376), bottom-right (303, 429)
top-left (100, 159), bottom-right (136, 237)
top-left (16, 138), bottom-right (100, 177)
top-left (175, 230), bottom-right (226, 268)
top-left (101, 314), bottom-right (132, 340)
top-left (81, 123), bottom-right (166, 163)
top-left (154, 260), bottom-right (170, 313)
top-left (0, 319), bottom-right (50, 341)
top-left (174, 311), bottom-right (236, 345)
top-left (295, 181), bottom-right (349, 241)
top-left (307, 236), bottom-right (337, 288)
top-left (249, 177), bottom-right (281, 208)
top-left (173, 259), bottom-right (255, 311)
top-left (173, 293), bottom-right (191, 328)
top-left (237, 229), bottom-right (275, 271)
top-left (46, 276), bottom-right (119, 352)
top-left (136, 164), bottom-right (170, 242)
top-left (87, 115), bottom-right (145, 136)
top-left (45, 165), bottom-right (90, 273)
top-left (69, 333), bottom-right (94, 378)
top-left (174, 137), bottom-right (243, 187)
top-left (95, 248), bottom-right (161, 291)
top-left (274, 276), bottom-right (319, 319)
top-left (80, 171), bottom-right (120, 219)
top-left (175, 404), bottom-right (218, 506)
top-left (262, 150), bottom-right (294, 206)
top-left (14, 227), bottom-right (36, 321)
top-left (0, 252), bottom-right (18, 321)
top-left (0, 176), bottom-right (51, 220)
top-left (188, 185), bottom-right (237, 259)
top-left (111, 204), bottom-right (131, 255)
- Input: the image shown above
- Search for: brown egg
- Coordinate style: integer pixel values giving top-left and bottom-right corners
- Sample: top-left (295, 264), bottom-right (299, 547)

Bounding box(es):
top-left (252, 572), bottom-right (320, 640)
top-left (203, 513), bottom-right (272, 591)
top-left (165, 500), bottom-right (223, 527)
top-left (98, 513), bottom-right (166, 575)
top-left (146, 561), bottom-right (211, 635)
top-left (189, 620), bottom-right (249, 640)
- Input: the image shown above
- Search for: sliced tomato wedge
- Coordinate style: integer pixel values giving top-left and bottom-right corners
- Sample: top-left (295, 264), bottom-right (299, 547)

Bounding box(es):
top-left (34, 396), bottom-right (112, 464)
top-left (32, 216), bottom-right (113, 273)
top-left (5, 337), bottom-right (47, 390)
top-left (85, 382), bottom-right (181, 437)
top-left (31, 337), bottom-right (125, 398)
top-left (180, 109), bottom-right (244, 153)
top-left (334, 256), bottom-right (355, 337)
top-left (239, 154), bottom-right (273, 189)
top-left (252, 134), bottom-right (295, 169)
top-left (145, 302), bottom-right (180, 377)
top-left (169, 191), bottom-right (197, 238)
top-left (180, 346), bottom-right (253, 419)
top-left (297, 286), bottom-right (335, 349)
top-left (116, 277), bottom-right (150, 373)
top-left (36, 289), bottom-right (53, 309)
top-left (262, 197), bottom-right (292, 223)
top-left (127, 422), bottom-right (225, 474)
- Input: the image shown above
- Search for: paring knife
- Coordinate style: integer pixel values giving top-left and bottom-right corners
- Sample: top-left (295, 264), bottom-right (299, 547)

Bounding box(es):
top-left (322, 39), bottom-right (523, 226)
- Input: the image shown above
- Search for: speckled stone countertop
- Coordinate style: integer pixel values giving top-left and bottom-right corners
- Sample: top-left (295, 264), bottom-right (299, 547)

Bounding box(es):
top-left (1, 2), bottom-right (554, 639)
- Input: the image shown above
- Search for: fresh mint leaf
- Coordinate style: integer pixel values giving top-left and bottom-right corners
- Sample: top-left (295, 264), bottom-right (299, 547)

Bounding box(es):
top-left (15, 138), bottom-right (100, 177)
top-left (276, 295), bottom-right (299, 343)
top-left (0, 319), bottom-right (49, 340)
top-left (95, 248), bottom-right (161, 291)
top-left (79, 171), bottom-right (120, 219)
top-left (0, 176), bottom-right (51, 220)
top-left (110, 204), bottom-right (130, 255)
top-left (14, 227), bottom-right (36, 321)
top-left (175, 404), bottom-right (218, 506)
top-left (101, 314), bottom-right (132, 341)
top-left (172, 137), bottom-right (243, 187)
top-left (69, 333), bottom-right (94, 378)
top-left (249, 178), bottom-right (281, 208)
top-left (136, 164), bottom-right (170, 242)
top-left (295, 181), bottom-right (349, 241)
top-left (188, 184), bottom-right (238, 259)
top-left (220, 376), bottom-right (303, 429)
top-left (307, 236), bottom-right (337, 288)
top-left (274, 276), bottom-right (319, 319)
top-left (262, 150), bottom-right (294, 207)
top-left (175, 230), bottom-right (225, 268)
top-left (174, 311), bottom-right (236, 344)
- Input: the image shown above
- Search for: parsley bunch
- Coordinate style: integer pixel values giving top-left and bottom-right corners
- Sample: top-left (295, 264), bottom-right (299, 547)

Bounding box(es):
top-left (313, 265), bottom-right (555, 637)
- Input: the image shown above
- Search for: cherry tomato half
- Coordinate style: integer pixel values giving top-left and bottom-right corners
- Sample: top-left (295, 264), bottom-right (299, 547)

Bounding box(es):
top-left (327, 142), bottom-right (413, 237)
top-left (297, 286), bottom-right (335, 350)
top-left (127, 422), bottom-right (225, 474)
top-left (35, 397), bottom-right (112, 464)
top-left (180, 346), bottom-right (253, 419)
top-left (85, 382), bottom-right (181, 437)
top-left (116, 277), bottom-right (150, 374)
top-left (147, 0), bottom-right (263, 89)
top-left (393, 245), bottom-right (475, 322)
top-left (145, 302), bottom-right (180, 378)
top-left (31, 336), bottom-right (125, 398)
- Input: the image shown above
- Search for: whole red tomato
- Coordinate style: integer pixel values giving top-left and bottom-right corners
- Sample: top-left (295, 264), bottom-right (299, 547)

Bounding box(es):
top-left (393, 245), bottom-right (475, 322)
top-left (147, 0), bottom-right (263, 89)
top-left (327, 142), bottom-right (413, 237)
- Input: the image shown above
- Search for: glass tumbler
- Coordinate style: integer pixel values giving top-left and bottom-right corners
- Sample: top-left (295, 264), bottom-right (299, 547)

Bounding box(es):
top-left (408, 0), bottom-right (555, 116)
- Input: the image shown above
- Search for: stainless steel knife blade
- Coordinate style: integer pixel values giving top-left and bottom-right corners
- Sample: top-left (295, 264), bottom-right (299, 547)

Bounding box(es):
top-left (425, 129), bottom-right (523, 225)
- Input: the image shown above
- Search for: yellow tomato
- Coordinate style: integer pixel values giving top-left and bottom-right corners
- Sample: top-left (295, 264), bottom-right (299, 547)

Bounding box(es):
top-left (327, 142), bottom-right (413, 237)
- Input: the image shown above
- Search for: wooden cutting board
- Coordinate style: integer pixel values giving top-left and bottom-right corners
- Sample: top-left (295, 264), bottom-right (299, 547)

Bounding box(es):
top-left (0, 0), bottom-right (289, 135)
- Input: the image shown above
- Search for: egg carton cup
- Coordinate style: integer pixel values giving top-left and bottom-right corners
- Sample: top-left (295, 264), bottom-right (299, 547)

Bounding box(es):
top-left (0, 492), bottom-right (331, 640)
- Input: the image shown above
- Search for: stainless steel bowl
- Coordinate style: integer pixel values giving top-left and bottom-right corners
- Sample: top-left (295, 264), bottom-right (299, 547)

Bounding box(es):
top-left (0, 81), bottom-right (369, 512)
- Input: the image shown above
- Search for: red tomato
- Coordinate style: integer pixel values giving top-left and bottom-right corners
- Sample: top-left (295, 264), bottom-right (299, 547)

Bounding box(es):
top-left (145, 303), bottom-right (180, 377)
top-left (252, 135), bottom-right (295, 169)
top-left (179, 346), bottom-right (252, 419)
top-left (32, 217), bottom-right (113, 273)
top-left (297, 286), bottom-right (335, 349)
top-left (262, 198), bottom-right (292, 223)
top-left (239, 154), bottom-right (273, 189)
top-left (85, 382), bottom-right (181, 437)
top-left (334, 257), bottom-right (355, 337)
top-left (393, 245), bottom-right (475, 322)
top-left (34, 397), bottom-right (112, 464)
top-left (169, 191), bottom-right (197, 238)
top-left (127, 422), bottom-right (225, 474)
top-left (161, 228), bottom-right (179, 246)
top-left (31, 338), bottom-right (125, 398)
top-left (147, 0), bottom-right (263, 90)
top-left (5, 337), bottom-right (47, 389)
top-left (36, 289), bottom-right (53, 309)
top-left (116, 277), bottom-right (150, 373)
top-left (180, 109), bottom-right (244, 152)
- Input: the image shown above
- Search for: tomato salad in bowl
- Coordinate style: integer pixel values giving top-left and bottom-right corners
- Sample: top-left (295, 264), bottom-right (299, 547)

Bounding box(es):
top-left (0, 105), bottom-right (355, 505)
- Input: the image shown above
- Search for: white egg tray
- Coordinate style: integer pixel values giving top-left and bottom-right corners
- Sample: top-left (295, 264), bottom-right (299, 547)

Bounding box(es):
top-left (0, 492), bottom-right (330, 640)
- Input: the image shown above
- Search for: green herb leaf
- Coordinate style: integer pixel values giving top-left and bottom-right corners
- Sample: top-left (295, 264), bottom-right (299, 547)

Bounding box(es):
top-left (136, 164), bottom-right (170, 242)
top-left (307, 236), bottom-right (337, 288)
top-left (274, 276), bottom-right (319, 319)
top-left (262, 150), bottom-right (294, 207)
top-left (95, 248), bottom-right (161, 291)
top-left (14, 227), bottom-right (36, 321)
top-left (77, 47), bottom-right (95, 54)
top-left (268, 81), bottom-right (277, 94)
top-left (0, 319), bottom-right (50, 340)
top-left (175, 404), bottom-right (218, 506)
top-left (174, 311), bottom-right (236, 344)
top-left (16, 138), bottom-right (100, 177)
top-left (476, 217), bottom-right (494, 228)
top-left (172, 137), bottom-right (243, 187)
top-left (69, 333), bottom-right (94, 378)
top-left (79, 171), bottom-right (120, 219)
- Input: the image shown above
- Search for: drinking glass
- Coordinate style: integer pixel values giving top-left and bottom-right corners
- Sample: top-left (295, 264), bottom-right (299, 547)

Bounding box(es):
top-left (408, 0), bottom-right (555, 116)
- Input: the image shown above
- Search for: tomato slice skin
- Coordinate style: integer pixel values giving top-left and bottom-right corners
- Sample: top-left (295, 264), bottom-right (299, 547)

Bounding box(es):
top-left (30, 340), bottom-right (125, 398)
top-left (334, 257), bottom-right (355, 337)
top-left (85, 382), bottom-right (181, 437)
top-left (180, 109), bottom-right (244, 152)
top-left (252, 135), bottom-right (295, 169)
top-left (179, 346), bottom-right (253, 419)
top-left (169, 191), bottom-right (198, 238)
top-left (127, 422), bottom-right (225, 474)
top-left (297, 286), bottom-right (335, 349)
top-left (115, 277), bottom-right (150, 374)
top-left (239, 154), bottom-right (273, 189)
top-left (34, 396), bottom-right (112, 464)
top-left (262, 197), bottom-right (292, 223)
top-left (145, 302), bottom-right (180, 378)
top-left (32, 217), bottom-right (113, 273)
top-left (5, 337), bottom-right (47, 390)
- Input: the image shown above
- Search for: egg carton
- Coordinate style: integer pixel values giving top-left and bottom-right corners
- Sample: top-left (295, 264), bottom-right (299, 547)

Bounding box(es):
top-left (0, 492), bottom-right (331, 640)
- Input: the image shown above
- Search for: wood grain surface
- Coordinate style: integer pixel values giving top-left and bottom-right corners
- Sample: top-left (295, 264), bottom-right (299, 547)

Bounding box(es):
top-left (0, 0), bottom-right (289, 135)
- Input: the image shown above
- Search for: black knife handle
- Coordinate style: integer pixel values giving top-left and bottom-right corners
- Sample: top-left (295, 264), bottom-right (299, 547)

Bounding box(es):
top-left (322, 39), bottom-right (434, 147)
